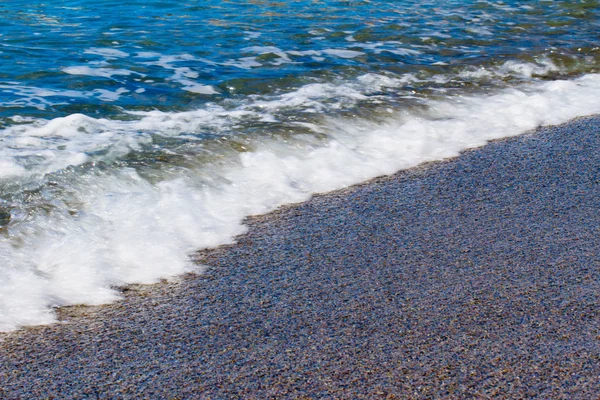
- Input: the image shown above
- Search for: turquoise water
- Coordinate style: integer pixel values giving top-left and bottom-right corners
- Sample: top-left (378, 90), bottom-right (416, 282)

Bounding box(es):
top-left (1, 0), bottom-right (600, 331)
top-left (1, 0), bottom-right (598, 121)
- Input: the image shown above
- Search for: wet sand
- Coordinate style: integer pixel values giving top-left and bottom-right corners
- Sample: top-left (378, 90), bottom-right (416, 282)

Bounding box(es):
top-left (2, 116), bottom-right (600, 399)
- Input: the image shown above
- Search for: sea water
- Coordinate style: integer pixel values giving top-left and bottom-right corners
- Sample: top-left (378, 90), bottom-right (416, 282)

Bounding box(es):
top-left (1, 0), bottom-right (599, 331)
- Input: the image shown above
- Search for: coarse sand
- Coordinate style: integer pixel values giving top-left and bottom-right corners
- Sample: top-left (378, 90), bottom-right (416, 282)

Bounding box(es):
top-left (2, 116), bottom-right (600, 399)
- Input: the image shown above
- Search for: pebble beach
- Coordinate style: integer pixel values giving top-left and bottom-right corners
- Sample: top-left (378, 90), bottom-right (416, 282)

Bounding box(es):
top-left (2, 116), bottom-right (600, 398)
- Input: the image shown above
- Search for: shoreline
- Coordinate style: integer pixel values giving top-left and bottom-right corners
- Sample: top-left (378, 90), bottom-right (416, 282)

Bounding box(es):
top-left (2, 116), bottom-right (600, 398)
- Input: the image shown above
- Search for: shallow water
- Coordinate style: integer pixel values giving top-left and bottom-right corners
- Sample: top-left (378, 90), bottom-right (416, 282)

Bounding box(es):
top-left (1, 0), bottom-right (599, 331)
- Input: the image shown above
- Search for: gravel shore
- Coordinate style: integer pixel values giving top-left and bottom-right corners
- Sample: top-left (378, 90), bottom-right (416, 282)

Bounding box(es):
top-left (2, 116), bottom-right (600, 399)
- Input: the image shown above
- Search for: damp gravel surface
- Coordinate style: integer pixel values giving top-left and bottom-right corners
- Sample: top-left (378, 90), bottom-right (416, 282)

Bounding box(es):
top-left (2, 116), bottom-right (600, 399)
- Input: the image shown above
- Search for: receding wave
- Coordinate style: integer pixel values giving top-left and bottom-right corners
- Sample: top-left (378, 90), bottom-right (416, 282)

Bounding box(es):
top-left (1, 72), bottom-right (599, 331)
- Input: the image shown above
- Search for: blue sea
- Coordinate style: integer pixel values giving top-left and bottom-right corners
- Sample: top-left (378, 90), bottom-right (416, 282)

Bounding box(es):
top-left (1, 0), bottom-right (599, 331)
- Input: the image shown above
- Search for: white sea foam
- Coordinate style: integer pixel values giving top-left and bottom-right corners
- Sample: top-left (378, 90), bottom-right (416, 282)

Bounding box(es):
top-left (84, 47), bottom-right (130, 58)
top-left (244, 31), bottom-right (262, 40)
top-left (93, 87), bottom-right (130, 101)
top-left (62, 66), bottom-right (142, 78)
top-left (247, 82), bottom-right (367, 111)
top-left (1, 74), bottom-right (600, 332)
top-left (137, 53), bottom-right (219, 92)
top-left (0, 108), bottom-right (259, 179)
top-left (322, 49), bottom-right (365, 59)
top-left (0, 84), bottom-right (87, 110)
top-left (357, 73), bottom-right (418, 91)
top-left (353, 42), bottom-right (422, 56)
top-left (245, 46), bottom-right (292, 63)
top-left (459, 58), bottom-right (561, 80)
top-left (222, 57), bottom-right (262, 69)
top-left (466, 26), bottom-right (494, 36)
